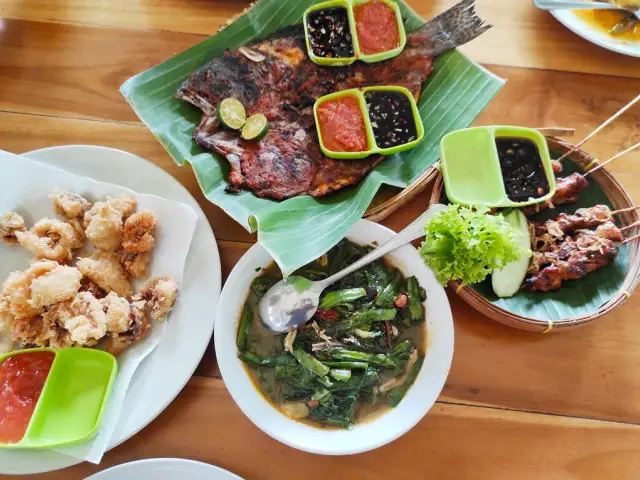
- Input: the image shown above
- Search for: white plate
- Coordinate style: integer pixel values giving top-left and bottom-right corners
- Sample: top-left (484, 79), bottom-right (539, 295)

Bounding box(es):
top-left (551, 9), bottom-right (640, 57)
top-left (0, 146), bottom-right (221, 474)
top-left (215, 219), bottom-right (454, 455)
top-left (87, 458), bottom-right (243, 480)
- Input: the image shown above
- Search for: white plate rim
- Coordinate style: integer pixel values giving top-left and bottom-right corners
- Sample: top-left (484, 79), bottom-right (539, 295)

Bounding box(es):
top-left (0, 145), bottom-right (221, 474)
top-left (551, 9), bottom-right (640, 58)
top-left (215, 219), bottom-right (454, 455)
top-left (86, 458), bottom-right (243, 479)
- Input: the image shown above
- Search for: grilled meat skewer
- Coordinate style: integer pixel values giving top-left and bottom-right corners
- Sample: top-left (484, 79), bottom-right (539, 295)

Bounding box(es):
top-left (531, 205), bottom-right (613, 251)
top-left (522, 173), bottom-right (589, 216)
top-left (523, 222), bottom-right (622, 292)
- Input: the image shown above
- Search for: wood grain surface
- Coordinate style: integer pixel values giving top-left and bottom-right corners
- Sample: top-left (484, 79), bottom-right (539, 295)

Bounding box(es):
top-left (1, 0), bottom-right (640, 478)
top-left (2, 0), bottom-right (639, 78)
top-left (38, 378), bottom-right (640, 480)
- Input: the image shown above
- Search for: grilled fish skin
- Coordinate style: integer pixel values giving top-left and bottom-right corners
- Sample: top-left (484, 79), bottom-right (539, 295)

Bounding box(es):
top-left (177, 0), bottom-right (491, 200)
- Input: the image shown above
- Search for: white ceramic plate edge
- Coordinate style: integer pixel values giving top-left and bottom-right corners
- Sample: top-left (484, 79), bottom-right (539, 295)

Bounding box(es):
top-left (0, 146), bottom-right (221, 474)
top-left (87, 458), bottom-right (243, 480)
top-left (551, 10), bottom-right (640, 58)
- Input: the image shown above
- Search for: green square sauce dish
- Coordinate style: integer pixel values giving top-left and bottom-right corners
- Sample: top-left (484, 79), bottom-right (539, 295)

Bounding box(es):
top-left (0, 347), bottom-right (117, 449)
top-left (362, 85), bottom-right (424, 155)
top-left (352, 0), bottom-right (407, 63)
top-left (440, 126), bottom-right (557, 208)
top-left (303, 0), bottom-right (359, 66)
top-left (313, 88), bottom-right (377, 159)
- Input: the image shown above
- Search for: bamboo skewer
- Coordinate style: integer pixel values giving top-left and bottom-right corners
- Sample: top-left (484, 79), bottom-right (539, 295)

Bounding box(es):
top-left (612, 205), bottom-right (640, 216)
top-left (623, 233), bottom-right (640, 245)
top-left (555, 93), bottom-right (640, 164)
top-left (621, 221), bottom-right (640, 232)
top-left (534, 127), bottom-right (575, 137)
top-left (585, 141), bottom-right (640, 177)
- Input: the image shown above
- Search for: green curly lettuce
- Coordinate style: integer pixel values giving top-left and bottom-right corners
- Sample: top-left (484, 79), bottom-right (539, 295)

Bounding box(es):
top-left (419, 205), bottom-right (529, 286)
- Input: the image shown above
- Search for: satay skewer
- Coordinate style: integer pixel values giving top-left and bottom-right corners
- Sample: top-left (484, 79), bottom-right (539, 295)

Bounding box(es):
top-left (612, 205), bottom-right (640, 216)
top-left (532, 205), bottom-right (639, 243)
top-left (623, 233), bottom-right (640, 245)
top-left (584, 141), bottom-right (640, 177)
top-left (555, 93), bottom-right (640, 165)
top-left (620, 221), bottom-right (640, 233)
top-left (524, 137), bottom-right (640, 217)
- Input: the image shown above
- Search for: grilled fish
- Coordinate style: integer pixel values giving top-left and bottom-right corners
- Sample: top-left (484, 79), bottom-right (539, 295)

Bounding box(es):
top-left (177, 0), bottom-right (490, 200)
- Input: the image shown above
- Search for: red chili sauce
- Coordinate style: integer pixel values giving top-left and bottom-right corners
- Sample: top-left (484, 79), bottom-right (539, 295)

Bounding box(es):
top-left (317, 96), bottom-right (368, 153)
top-left (354, 1), bottom-right (400, 55)
top-left (0, 351), bottom-right (55, 444)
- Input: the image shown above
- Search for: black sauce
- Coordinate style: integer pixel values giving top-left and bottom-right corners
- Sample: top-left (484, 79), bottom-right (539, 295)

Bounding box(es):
top-left (496, 137), bottom-right (549, 202)
top-left (365, 91), bottom-right (418, 149)
top-left (306, 7), bottom-right (354, 58)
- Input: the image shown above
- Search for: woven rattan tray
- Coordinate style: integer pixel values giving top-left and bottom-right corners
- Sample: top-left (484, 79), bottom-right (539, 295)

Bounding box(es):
top-left (425, 137), bottom-right (640, 332)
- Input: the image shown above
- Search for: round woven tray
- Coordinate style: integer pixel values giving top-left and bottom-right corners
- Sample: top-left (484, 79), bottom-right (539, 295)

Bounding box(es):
top-left (426, 137), bottom-right (640, 332)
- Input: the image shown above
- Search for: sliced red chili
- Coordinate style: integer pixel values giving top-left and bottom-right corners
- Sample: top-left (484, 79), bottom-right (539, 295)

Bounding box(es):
top-left (394, 293), bottom-right (408, 309)
top-left (315, 308), bottom-right (338, 321)
top-left (384, 320), bottom-right (392, 348)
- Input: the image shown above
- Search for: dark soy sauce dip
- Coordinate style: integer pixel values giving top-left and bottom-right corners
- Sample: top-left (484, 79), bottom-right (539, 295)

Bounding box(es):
top-left (365, 91), bottom-right (418, 149)
top-left (306, 7), bottom-right (354, 58)
top-left (496, 137), bottom-right (549, 202)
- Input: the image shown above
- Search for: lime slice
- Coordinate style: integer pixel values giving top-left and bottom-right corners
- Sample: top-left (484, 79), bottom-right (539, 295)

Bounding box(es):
top-left (241, 114), bottom-right (269, 141)
top-left (217, 98), bottom-right (246, 130)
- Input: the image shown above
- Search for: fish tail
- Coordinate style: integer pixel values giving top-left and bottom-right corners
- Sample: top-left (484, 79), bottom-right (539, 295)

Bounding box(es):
top-left (415, 0), bottom-right (491, 56)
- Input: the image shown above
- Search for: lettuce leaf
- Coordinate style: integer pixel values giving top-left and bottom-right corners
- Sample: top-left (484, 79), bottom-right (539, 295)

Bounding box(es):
top-left (419, 205), bottom-right (528, 286)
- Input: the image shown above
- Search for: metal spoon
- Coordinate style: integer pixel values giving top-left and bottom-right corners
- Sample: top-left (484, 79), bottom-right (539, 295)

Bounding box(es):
top-left (258, 204), bottom-right (446, 334)
top-left (534, 0), bottom-right (640, 20)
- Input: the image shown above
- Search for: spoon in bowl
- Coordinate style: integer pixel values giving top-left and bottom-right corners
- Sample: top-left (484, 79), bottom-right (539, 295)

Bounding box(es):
top-left (258, 204), bottom-right (446, 334)
top-left (534, 0), bottom-right (640, 25)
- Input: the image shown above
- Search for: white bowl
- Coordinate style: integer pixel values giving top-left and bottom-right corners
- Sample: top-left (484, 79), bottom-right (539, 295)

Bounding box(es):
top-left (551, 9), bottom-right (640, 58)
top-left (214, 219), bottom-right (454, 455)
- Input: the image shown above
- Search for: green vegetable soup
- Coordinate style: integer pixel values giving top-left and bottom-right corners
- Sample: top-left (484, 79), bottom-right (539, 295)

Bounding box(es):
top-left (237, 239), bottom-right (427, 429)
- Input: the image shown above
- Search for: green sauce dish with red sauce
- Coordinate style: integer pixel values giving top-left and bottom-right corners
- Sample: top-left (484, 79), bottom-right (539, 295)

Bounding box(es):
top-left (314, 89), bottom-right (376, 159)
top-left (353, 0), bottom-right (406, 62)
top-left (314, 86), bottom-right (423, 160)
top-left (0, 347), bottom-right (117, 449)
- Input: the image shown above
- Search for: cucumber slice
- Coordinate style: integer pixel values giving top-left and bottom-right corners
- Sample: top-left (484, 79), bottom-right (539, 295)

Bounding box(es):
top-left (217, 98), bottom-right (246, 130)
top-left (241, 114), bottom-right (269, 141)
top-left (491, 209), bottom-right (531, 298)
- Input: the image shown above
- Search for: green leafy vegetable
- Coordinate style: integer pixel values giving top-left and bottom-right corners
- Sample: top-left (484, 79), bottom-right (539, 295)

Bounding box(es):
top-left (319, 288), bottom-right (367, 309)
top-left (236, 302), bottom-right (252, 350)
top-left (292, 346), bottom-right (330, 378)
top-left (329, 369), bottom-right (352, 382)
top-left (237, 351), bottom-right (275, 367)
top-left (419, 205), bottom-right (530, 286)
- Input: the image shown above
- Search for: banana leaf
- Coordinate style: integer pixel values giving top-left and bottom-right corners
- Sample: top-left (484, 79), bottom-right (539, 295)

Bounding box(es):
top-left (472, 159), bottom-right (629, 321)
top-left (121, 0), bottom-right (504, 276)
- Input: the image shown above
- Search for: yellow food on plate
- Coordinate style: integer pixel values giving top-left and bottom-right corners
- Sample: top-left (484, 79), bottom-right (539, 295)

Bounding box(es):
top-left (0, 212), bottom-right (26, 245)
top-left (0, 188), bottom-right (179, 356)
top-left (84, 195), bottom-right (137, 251)
top-left (15, 218), bottom-right (84, 263)
top-left (49, 188), bottom-right (92, 219)
top-left (77, 252), bottom-right (133, 298)
top-left (573, 9), bottom-right (640, 41)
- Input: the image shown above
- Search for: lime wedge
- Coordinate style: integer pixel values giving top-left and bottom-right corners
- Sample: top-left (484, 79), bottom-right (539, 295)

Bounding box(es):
top-left (217, 98), bottom-right (246, 130)
top-left (241, 114), bottom-right (269, 141)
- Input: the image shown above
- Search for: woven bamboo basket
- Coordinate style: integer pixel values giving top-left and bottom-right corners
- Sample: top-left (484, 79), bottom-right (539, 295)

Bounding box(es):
top-left (427, 137), bottom-right (640, 332)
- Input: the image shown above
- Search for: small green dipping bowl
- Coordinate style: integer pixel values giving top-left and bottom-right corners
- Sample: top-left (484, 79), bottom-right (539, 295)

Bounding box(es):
top-left (303, 0), bottom-right (359, 67)
top-left (313, 88), bottom-right (377, 159)
top-left (352, 0), bottom-right (407, 63)
top-left (0, 347), bottom-right (117, 450)
top-left (314, 86), bottom-right (423, 160)
top-left (440, 126), bottom-right (557, 208)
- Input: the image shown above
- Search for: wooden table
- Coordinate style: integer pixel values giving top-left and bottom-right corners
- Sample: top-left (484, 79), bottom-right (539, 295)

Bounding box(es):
top-left (1, 1), bottom-right (640, 478)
